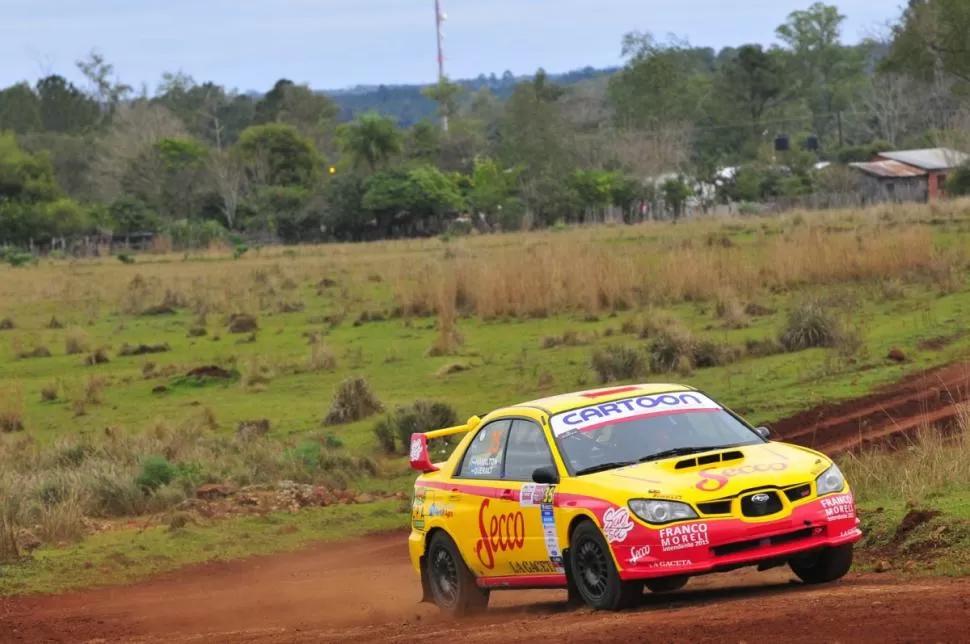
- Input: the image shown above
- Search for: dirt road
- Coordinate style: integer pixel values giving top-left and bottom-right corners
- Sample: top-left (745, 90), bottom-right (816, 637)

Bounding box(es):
top-left (2, 531), bottom-right (968, 644)
top-left (772, 362), bottom-right (970, 454)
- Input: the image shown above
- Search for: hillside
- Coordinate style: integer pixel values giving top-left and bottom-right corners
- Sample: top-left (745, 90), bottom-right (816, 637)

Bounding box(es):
top-left (320, 65), bottom-right (620, 125)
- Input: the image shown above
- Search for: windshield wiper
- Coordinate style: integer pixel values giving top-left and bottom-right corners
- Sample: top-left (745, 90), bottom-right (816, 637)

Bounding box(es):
top-left (637, 446), bottom-right (730, 463)
top-left (574, 461), bottom-right (635, 476)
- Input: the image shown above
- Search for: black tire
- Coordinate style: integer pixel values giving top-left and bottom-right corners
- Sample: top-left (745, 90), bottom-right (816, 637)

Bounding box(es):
top-left (644, 575), bottom-right (688, 593)
top-left (789, 544), bottom-right (854, 584)
top-left (569, 521), bottom-right (643, 611)
top-left (426, 531), bottom-right (490, 616)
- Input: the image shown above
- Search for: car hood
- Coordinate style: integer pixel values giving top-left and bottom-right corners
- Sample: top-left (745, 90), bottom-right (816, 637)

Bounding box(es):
top-left (580, 442), bottom-right (831, 500)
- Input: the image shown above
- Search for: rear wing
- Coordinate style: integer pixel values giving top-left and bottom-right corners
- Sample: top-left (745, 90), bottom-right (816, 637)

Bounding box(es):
top-left (409, 415), bottom-right (481, 473)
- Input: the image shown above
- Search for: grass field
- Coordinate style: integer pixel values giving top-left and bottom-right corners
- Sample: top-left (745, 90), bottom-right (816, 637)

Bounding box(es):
top-left (4, 199), bottom-right (970, 593)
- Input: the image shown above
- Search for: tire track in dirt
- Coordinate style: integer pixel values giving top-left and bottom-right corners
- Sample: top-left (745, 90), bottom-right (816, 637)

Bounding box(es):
top-left (770, 363), bottom-right (970, 455)
top-left (2, 531), bottom-right (970, 643)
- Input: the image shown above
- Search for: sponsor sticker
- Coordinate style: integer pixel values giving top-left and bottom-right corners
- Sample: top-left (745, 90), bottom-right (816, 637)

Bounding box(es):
top-left (650, 559), bottom-right (692, 569)
top-left (468, 454), bottom-right (500, 476)
top-left (540, 502), bottom-right (565, 570)
top-left (602, 507), bottom-right (636, 543)
top-left (820, 493), bottom-right (855, 521)
top-left (475, 499), bottom-right (525, 569)
top-left (628, 545), bottom-right (651, 565)
top-left (520, 483), bottom-right (556, 507)
top-left (409, 435), bottom-right (423, 462)
top-left (695, 462), bottom-right (788, 492)
top-left (658, 522), bottom-right (709, 552)
top-left (550, 392), bottom-right (722, 437)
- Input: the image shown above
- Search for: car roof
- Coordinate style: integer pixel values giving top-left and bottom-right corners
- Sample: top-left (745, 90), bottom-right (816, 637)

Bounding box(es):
top-left (506, 382), bottom-right (696, 416)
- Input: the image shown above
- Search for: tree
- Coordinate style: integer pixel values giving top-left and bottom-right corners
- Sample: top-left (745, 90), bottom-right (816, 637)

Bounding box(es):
top-left (35, 75), bottom-right (100, 133)
top-left (775, 3), bottom-right (866, 143)
top-left (884, 0), bottom-right (970, 86)
top-left (336, 112), bottom-right (403, 173)
top-left (0, 132), bottom-right (65, 245)
top-left (405, 121), bottom-right (441, 162)
top-left (421, 77), bottom-right (464, 131)
top-left (75, 50), bottom-right (132, 119)
top-left (238, 123), bottom-right (321, 188)
top-left (89, 102), bottom-right (187, 205)
top-left (207, 148), bottom-right (249, 229)
top-left (608, 33), bottom-right (709, 130)
top-left (715, 45), bottom-right (786, 146)
top-left (0, 83), bottom-right (41, 133)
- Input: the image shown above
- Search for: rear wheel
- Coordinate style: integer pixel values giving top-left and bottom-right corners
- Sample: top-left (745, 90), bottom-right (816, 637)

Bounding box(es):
top-left (569, 521), bottom-right (642, 611)
top-left (645, 575), bottom-right (688, 593)
top-left (426, 532), bottom-right (490, 616)
top-left (789, 544), bottom-right (853, 584)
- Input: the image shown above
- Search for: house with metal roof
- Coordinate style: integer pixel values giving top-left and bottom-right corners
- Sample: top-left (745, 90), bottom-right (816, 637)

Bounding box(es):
top-left (874, 148), bottom-right (969, 202)
top-left (848, 159), bottom-right (929, 204)
top-left (848, 147), bottom-right (968, 204)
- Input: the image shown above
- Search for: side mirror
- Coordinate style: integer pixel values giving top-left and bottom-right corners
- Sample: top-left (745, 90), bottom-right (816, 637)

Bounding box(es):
top-left (532, 466), bottom-right (559, 485)
top-left (755, 426), bottom-right (771, 440)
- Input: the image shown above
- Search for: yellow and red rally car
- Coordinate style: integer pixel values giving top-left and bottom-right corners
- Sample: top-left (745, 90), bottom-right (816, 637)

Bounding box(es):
top-left (407, 383), bottom-right (861, 614)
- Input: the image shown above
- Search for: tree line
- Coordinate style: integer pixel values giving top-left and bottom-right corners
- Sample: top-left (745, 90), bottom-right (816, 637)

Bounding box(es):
top-left (1, 0), bottom-right (969, 250)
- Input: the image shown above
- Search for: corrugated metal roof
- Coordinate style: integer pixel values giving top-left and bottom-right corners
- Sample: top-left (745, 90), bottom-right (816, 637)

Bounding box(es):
top-left (849, 159), bottom-right (927, 178)
top-left (878, 148), bottom-right (969, 171)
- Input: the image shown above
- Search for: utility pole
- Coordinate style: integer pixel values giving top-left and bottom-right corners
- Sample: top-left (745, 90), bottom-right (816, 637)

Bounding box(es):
top-left (434, 0), bottom-right (448, 132)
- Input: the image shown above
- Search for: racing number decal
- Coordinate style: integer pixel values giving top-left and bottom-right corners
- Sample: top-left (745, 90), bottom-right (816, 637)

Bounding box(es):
top-left (476, 498), bottom-right (525, 569)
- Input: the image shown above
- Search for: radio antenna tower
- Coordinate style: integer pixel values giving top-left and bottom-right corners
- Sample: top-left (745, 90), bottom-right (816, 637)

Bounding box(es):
top-left (434, 0), bottom-right (449, 131)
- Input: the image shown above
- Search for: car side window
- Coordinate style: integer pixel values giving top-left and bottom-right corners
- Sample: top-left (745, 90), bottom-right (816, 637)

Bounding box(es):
top-left (456, 419), bottom-right (511, 480)
top-left (503, 419), bottom-right (555, 482)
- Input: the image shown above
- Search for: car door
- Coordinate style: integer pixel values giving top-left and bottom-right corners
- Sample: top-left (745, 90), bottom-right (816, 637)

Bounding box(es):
top-left (499, 419), bottom-right (566, 578)
top-left (451, 418), bottom-right (518, 578)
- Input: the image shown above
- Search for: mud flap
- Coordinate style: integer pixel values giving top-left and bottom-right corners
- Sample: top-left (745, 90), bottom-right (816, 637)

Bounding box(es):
top-left (419, 555), bottom-right (434, 604)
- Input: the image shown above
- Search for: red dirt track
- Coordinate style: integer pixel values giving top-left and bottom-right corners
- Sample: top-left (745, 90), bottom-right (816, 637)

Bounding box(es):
top-left (3, 531), bottom-right (970, 643)
top-left (771, 363), bottom-right (970, 454)
top-left (6, 364), bottom-right (970, 643)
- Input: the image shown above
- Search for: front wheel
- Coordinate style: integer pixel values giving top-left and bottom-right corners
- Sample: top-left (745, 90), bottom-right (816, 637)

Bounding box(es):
top-left (569, 521), bottom-right (642, 611)
top-left (789, 544), bottom-right (853, 584)
top-left (426, 532), bottom-right (490, 616)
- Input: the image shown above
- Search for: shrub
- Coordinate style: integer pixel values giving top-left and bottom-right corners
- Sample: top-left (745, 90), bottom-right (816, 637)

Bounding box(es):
top-left (590, 345), bottom-right (647, 384)
top-left (779, 300), bottom-right (840, 351)
top-left (322, 375), bottom-right (384, 426)
top-left (0, 384), bottom-right (25, 433)
top-left (135, 455), bottom-right (177, 491)
top-left (647, 327), bottom-right (698, 373)
top-left (64, 328), bottom-right (90, 355)
top-left (372, 400), bottom-right (459, 455)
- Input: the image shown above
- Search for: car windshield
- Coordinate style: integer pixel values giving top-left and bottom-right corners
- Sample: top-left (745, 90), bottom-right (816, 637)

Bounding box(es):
top-left (549, 391), bottom-right (764, 475)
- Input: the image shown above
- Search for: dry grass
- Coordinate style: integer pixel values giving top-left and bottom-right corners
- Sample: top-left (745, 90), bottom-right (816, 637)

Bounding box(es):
top-left (0, 383), bottom-right (25, 433)
top-left (65, 327), bottom-right (90, 355)
top-left (840, 408), bottom-right (970, 502)
top-left (0, 202), bottom-right (960, 331)
top-left (308, 344), bottom-right (338, 372)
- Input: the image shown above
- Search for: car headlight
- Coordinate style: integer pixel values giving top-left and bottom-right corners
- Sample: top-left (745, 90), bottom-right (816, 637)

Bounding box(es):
top-left (628, 499), bottom-right (698, 525)
top-left (815, 463), bottom-right (845, 496)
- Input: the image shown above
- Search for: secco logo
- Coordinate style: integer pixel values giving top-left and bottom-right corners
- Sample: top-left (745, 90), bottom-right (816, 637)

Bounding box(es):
top-left (695, 462), bottom-right (788, 492)
top-left (550, 393), bottom-right (720, 436)
top-left (476, 499), bottom-right (525, 570)
top-left (602, 507), bottom-right (635, 543)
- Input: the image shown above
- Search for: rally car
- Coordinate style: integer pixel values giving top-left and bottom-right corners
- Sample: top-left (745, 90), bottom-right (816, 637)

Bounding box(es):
top-left (407, 383), bottom-right (861, 614)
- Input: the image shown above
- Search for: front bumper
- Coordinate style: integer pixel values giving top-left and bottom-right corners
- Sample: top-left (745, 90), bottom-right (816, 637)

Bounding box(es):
top-left (614, 494), bottom-right (862, 580)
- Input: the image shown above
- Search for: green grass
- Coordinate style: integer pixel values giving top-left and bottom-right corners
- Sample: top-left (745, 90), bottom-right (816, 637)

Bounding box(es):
top-left (0, 499), bottom-right (409, 596)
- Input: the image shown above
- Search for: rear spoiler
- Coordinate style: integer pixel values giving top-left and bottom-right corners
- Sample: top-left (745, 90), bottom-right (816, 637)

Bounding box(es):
top-left (409, 415), bottom-right (482, 473)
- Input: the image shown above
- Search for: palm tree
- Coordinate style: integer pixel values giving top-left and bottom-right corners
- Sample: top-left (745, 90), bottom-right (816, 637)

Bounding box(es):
top-left (336, 111), bottom-right (403, 173)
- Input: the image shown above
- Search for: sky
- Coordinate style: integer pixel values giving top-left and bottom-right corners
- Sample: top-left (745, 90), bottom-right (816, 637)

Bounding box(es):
top-left (0, 0), bottom-right (905, 93)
